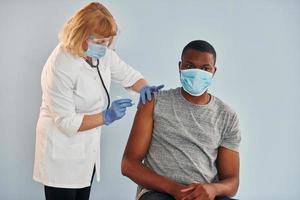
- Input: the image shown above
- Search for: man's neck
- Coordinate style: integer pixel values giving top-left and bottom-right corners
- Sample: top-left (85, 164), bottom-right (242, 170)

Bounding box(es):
top-left (180, 88), bottom-right (211, 105)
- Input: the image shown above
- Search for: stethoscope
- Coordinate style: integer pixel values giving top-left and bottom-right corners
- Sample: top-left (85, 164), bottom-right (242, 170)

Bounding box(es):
top-left (85, 58), bottom-right (111, 110)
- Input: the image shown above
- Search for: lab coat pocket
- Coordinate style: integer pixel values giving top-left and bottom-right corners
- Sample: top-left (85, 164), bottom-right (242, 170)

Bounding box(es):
top-left (53, 142), bottom-right (85, 160)
top-left (52, 131), bottom-right (86, 160)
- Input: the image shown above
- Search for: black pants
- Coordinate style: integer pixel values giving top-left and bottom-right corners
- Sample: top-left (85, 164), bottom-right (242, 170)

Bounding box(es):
top-left (140, 191), bottom-right (237, 200)
top-left (44, 167), bottom-right (95, 200)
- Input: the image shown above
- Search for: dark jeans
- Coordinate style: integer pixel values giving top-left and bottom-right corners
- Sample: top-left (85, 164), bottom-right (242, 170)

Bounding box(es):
top-left (44, 167), bottom-right (95, 200)
top-left (140, 191), bottom-right (237, 200)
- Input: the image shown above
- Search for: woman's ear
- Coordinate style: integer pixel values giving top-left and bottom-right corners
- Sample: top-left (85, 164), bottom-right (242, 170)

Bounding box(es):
top-left (82, 33), bottom-right (90, 51)
top-left (82, 39), bottom-right (88, 51)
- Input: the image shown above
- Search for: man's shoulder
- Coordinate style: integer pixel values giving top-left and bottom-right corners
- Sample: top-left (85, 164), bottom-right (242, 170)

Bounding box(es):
top-left (212, 95), bottom-right (238, 117)
top-left (155, 87), bottom-right (180, 98)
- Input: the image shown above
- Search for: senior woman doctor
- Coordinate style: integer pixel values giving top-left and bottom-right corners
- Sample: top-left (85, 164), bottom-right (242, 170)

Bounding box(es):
top-left (33, 2), bottom-right (163, 200)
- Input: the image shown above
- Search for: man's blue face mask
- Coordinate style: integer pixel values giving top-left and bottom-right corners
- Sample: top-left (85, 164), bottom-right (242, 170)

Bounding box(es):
top-left (180, 68), bottom-right (213, 96)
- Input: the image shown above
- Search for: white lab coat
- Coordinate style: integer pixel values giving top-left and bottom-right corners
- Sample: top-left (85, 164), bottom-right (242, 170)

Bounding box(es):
top-left (33, 44), bottom-right (143, 188)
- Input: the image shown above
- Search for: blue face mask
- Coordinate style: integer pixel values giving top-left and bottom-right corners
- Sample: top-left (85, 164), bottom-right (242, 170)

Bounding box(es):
top-left (180, 69), bottom-right (213, 96)
top-left (85, 41), bottom-right (107, 59)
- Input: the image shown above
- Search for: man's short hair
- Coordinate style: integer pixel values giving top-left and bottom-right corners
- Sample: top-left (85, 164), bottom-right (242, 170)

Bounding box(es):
top-left (181, 40), bottom-right (217, 65)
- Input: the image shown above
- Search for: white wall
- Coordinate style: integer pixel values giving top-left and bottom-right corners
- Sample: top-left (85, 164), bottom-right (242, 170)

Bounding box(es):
top-left (0, 0), bottom-right (299, 199)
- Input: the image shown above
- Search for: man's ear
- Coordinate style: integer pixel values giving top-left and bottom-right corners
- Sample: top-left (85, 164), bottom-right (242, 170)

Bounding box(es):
top-left (178, 61), bottom-right (182, 73)
top-left (213, 66), bottom-right (218, 76)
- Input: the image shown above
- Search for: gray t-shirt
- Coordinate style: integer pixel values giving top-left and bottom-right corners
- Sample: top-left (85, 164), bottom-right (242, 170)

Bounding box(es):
top-left (136, 88), bottom-right (241, 199)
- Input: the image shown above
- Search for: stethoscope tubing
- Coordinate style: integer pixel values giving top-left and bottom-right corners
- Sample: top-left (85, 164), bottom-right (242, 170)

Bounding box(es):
top-left (85, 58), bottom-right (111, 110)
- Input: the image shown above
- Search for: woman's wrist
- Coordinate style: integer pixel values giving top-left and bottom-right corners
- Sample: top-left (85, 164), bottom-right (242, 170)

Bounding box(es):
top-left (131, 79), bottom-right (148, 93)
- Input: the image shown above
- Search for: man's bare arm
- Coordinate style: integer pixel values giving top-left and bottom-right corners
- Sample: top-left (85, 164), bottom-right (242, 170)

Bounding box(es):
top-left (121, 97), bottom-right (189, 197)
top-left (213, 147), bottom-right (240, 197)
top-left (182, 147), bottom-right (240, 200)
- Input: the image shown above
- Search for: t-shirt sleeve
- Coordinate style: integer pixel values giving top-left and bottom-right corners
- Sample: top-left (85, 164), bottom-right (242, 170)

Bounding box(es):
top-left (220, 113), bottom-right (241, 152)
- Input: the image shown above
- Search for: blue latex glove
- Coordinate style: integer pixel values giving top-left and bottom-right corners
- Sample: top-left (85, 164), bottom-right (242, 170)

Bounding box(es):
top-left (103, 98), bottom-right (133, 125)
top-left (139, 84), bottom-right (164, 104)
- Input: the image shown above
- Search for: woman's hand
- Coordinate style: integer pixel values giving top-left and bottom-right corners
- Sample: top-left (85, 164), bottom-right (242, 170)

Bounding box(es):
top-left (103, 98), bottom-right (133, 125)
top-left (139, 85), bottom-right (164, 104)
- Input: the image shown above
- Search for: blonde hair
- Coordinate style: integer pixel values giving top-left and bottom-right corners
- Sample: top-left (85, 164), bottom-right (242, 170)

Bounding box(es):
top-left (59, 2), bottom-right (117, 57)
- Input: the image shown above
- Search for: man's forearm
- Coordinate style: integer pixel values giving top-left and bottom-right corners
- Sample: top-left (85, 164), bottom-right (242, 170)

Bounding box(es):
top-left (122, 159), bottom-right (183, 196)
top-left (211, 177), bottom-right (239, 197)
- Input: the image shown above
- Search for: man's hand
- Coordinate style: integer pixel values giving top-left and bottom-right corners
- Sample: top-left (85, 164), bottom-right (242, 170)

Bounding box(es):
top-left (170, 184), bottom-right (196, 200)
top-left (180, 183), bottom-right (217, 200)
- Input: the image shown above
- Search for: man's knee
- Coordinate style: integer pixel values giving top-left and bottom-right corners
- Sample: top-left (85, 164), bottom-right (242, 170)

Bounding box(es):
top-left (139, 191), bottom-right (175, 200)
top-left (139, 191), bottom-right (236, 200)
top-left (215, 197), bottom-right (237, 200)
